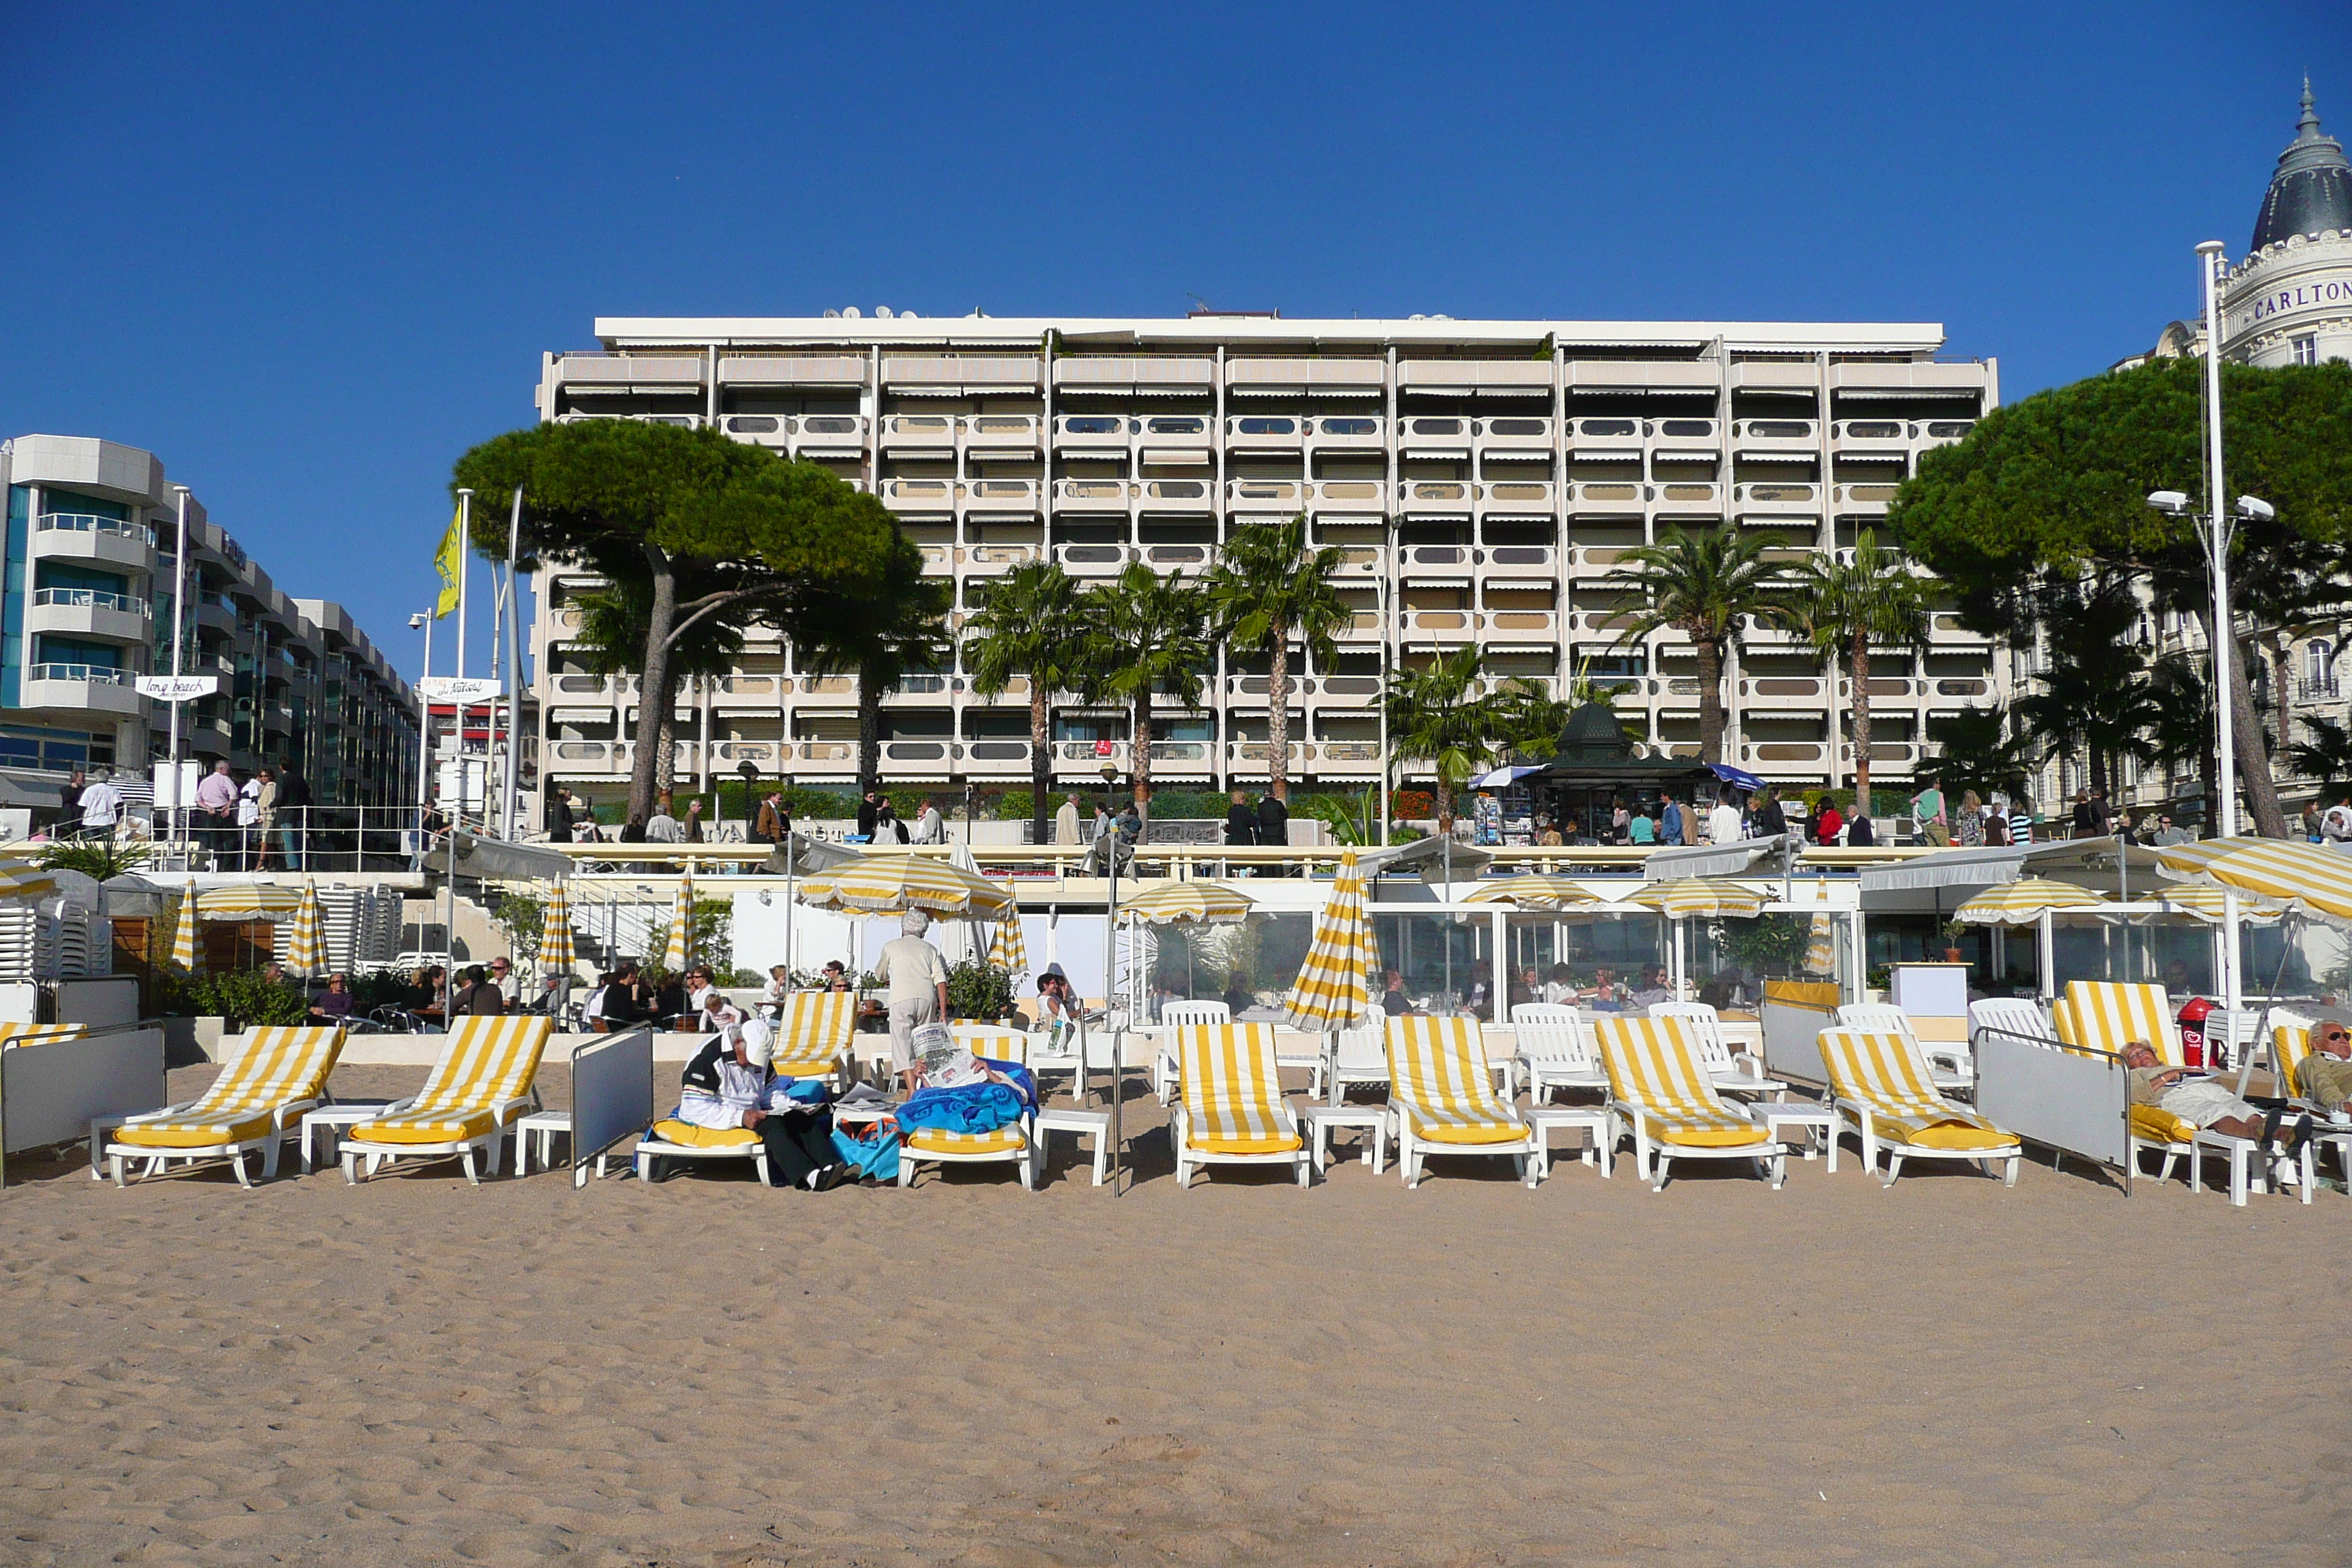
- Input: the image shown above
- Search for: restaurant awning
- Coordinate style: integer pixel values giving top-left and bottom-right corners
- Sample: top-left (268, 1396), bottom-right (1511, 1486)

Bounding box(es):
top-left (1857, 836), bottom-right (2166, 897)
top-left (1644, 834), bottom-right (1790, 881)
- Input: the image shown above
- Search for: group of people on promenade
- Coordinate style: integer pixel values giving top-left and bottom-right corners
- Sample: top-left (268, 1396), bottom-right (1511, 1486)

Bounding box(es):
top-left (56, 757), bottom-right (314, 868)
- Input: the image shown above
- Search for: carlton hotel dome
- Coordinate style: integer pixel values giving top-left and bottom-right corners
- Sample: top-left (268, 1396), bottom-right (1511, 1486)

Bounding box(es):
top-left (2220, 80), bottom-right (2352, 369)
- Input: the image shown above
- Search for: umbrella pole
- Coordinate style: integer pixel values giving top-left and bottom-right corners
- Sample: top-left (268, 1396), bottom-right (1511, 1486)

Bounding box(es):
top-left (2234, 905), bottom-right (2299, 1098)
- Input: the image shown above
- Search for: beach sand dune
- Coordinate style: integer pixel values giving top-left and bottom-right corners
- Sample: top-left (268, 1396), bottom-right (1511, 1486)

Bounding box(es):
top-left (1, 1060), bottom-right (2348, 1566)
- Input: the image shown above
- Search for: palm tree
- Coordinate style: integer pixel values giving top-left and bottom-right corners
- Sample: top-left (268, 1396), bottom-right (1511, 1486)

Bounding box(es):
top-left (2148, 651), bottom-right (2220, 827)
top-left (1790, 529), bottom-right (1931, 818)
top-left (1384, 644), bottom-right (1497, 832)
top-left (1078, 564), bottom-right (1211, 825)
top-left (2014, 573), bottom-right (2158, 801)
top-left (1205, 514), bottom-right (1354, 803)
top-left (962, 560), bottom-right (1088, 847)
top-left (1606, 525), bottom-right (1799, 764)
top-left (798, 556), bottom-right (952, 799)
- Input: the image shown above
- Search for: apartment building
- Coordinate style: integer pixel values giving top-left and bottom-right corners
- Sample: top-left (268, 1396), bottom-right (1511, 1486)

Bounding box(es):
top-left (527, 315), bottom-right (2000, 815)
top-left (0, 434), bottom-right (420, 815)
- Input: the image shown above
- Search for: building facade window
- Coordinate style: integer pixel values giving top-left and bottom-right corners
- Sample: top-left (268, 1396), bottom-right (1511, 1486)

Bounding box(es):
top-left (2292, 334), bottom-right (2319, 366)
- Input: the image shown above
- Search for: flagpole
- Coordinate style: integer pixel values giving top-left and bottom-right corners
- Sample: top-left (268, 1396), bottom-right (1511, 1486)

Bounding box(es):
top-left (455, 489), bottom-right (472, 829)
top-left (502, 487), bottom-right (524, 841)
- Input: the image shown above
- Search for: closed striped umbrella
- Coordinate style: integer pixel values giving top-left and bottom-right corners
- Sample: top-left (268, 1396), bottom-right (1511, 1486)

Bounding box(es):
top-left (1463, 875), bottom-right (1599, 910)
top-left (538, 881), bottom-right (576, 970)
top-left (1628, 878), bottom-right (1768, 919)
top-left (1119, 881), bottom-right (1253, 927)
top-left (794, 853), bottom-right (1014, 919)
top-left (2155, 838), bottom-right (2352, 924)
top-left (1284, 850), bottom-right (1376, 1030)
top-left (1806, 913), bottom-right (1837, 976)
top-left (1954, 877), bottom-right (2106, 925)
top-left (662, 868), bottom-right (693, 970)
top-left (0, 856), bottom-right (55, 901)
top-left (987, 912), bottom-right (1029, 975)
top-left (170, 877), bottom-right (198, 970)
top-left (2149, 883), bottom-right (2285, 924)
top-left (284, 878), bottom-right (325, 976)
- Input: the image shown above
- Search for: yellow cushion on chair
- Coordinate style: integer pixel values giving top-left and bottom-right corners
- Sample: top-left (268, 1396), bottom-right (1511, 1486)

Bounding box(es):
top-left (115, 1109), bottom-right (282, 1148)
top-left (1408, 1115), bottom-right (1529, 1147)
top-left (649, 1120), bottom-right (759, 1149)
top-left (1654, 1121), bottom-right (1773, 1150)
top-left (2127, 1105), bottom-right (2198, 1146)
top-left (348, 1109), bottom-right (500, 1145)
top-left (906, 1126), bottom-right (1027, 1156)
top-left (1905, 1120), bottom-right (2021, 1152)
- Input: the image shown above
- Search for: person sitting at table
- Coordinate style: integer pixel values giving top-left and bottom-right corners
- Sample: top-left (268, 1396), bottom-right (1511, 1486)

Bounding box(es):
top-left (1541, 962), bottom-right (1577, 1006)
top-left (761, 963), bottom-right (793, 1018)
top-left (1581, 965), bottom-right (1624, 1011)
top-left (1036, 965), bottom-right (1079, 1035)
top-left (698, 984), bottom-right (744, 1037)
top-left (309, 971), bottom-right (356, 1026)
top-left (600, 962), bottom-right (653, 1030)
top-left (2123, 1041), bottom-right (2312, 1153)
top-left (684, 965), bottom-right (723, 1022)
top-left (821, 960), bottom-right (852, 992)
top-left (674, 1016), bottom-right (851, 1191)
top-left (456, 964), bottom-right (505, 1017)
top-left (1508, 967), bottom-right (1536, 1011)
top-left (1626, 963), bottom-right (1673, 1009)
top-left (652, 970), bottom-right (687, 1026)
top-left (1380, 968), bottom-right (1412, 1018)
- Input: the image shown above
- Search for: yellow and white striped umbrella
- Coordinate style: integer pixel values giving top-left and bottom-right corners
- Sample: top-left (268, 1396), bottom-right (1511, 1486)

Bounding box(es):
top-left (1284, 850), bottom-right (1376, 1030)
top-left (170, 877), bottom-right (198, 970)
top-left (1806, 913), bottom-right (1838, 976)
top-left (1629, 878), bottom-right (1768, 920)
top-left (2147, 883), bottom-right (2285, 924)
top-left (662, 868), bottom-right (693, 970)
top-left (794, 853), bottom-right (1014, 920)
top-left (190, 883), bottom-right (304, 920)
top-left (0, 856), bottom-right (55, 901)
top-left (2155, 837), bottom-right (2352, 924)
top-left (1953, 877), bottom-right (2106, 925)
top-left (283, 878), bottom-right (325, 975)
top-left (1463, 875), bottom-right (1600, 910)
top-left (1118, 881), bottom-right (1253, 927)
top-left (987, 912), bottom-right (1028, 975)
top-left (538, 881), bottom-right (576, 970)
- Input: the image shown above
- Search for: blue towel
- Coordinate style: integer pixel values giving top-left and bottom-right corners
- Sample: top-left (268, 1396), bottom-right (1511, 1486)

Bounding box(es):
top-left (897, 1082), bottom-right (1025, 1135)
top-left (976, 1058), bottom-right (1039, 1109)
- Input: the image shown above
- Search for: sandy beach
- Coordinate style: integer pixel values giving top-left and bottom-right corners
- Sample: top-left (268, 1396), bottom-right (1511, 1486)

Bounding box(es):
top-left (2, 1060), bottom-right (2348, 1567)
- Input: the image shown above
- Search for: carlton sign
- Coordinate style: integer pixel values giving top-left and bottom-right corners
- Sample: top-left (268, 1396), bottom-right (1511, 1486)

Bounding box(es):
top-left (2230, 265), bottom-right (2352, 336)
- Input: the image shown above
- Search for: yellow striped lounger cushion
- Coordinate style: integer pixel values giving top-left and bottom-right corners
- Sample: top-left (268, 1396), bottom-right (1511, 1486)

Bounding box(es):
top-left (116, 1025), bottom-right (345, 1150)
top-left (2064, 981), bottom-right (2181, 1064)
top-left (905, 1125), bottom-right (1028, 1156)
top-left (1594, 1016), bottom-right (1772, 1148)
top-left (0, 1022), bottom-right (87, 1047)
top-left (1821, 1030), bottom-right (2019, 1152)
top-left (1178, 1022), bottom-right (1302, 1156)
top-left (951, 1030), bottom-right (1029, 1066)
top-left (772, 991), bottom-right (856, 1077)
top-left (350, 1016), bottom-right (551, 1146)
top-left (650, 1120), bottom-right (760, 1149)
top-left (1385, 1016), bottom-right (1526, 1145)
top-left (2276, 1025), bottom-right (2315, 1100)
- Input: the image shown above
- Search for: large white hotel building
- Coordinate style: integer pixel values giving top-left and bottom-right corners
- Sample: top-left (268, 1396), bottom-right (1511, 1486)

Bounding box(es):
top-left (527, 315), bottom-right (1999, 816)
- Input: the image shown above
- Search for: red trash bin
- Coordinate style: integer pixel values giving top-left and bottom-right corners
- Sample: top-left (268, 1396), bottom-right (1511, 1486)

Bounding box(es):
top-left (2178, 995), bottom-right (2213, 1068)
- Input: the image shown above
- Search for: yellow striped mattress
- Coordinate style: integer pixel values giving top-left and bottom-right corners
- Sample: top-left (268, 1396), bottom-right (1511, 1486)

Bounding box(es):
top-left (116, 1025), bottom-right (344, 1150)
top-left (1820, 1030), bottom-right (2018, 1151)
top-left (1178, 1022), bottom-right (1302, 1156)
top-left (1385, 1016), bottom-right (1526, 1145)
top-left (1595, 1016), bottom-right (1772, 1149)
top-left (349, 1016), bottom-right (549, 1147)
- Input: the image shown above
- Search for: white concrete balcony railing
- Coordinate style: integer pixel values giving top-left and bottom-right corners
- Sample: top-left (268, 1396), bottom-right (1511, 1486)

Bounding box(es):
top-left (1733, 419), bottom-right (1818, 451)
top-left (1055, 740), bottom-right (1131, 772)
top-left (1733, 483), bottom-right (1820, 519)
top-left (1054, 479), bottom-right (1136, 511)
top-left (1401, 608), bottom-right (1477, 639)
top-left (916, 545), bottom-right (953, 576)
top-left (1929, 676), bottom-right (1993, 699)
top-left (720, 413), bottom-right (790, 447)
top-left (1650, 417), bottom-right (1719, 452)
top-left (960, 740), bottom-right (1035, 776)
top-left (1327, 544), bottom-right (1385, 572)
top-left (27, 662), bottom-right (130, 687)
top-left (1139, 543), bottom-right (1210, 570)
top-left (1308, 415), bottom-right (1383, 447)
top-left (1567, 418), bottom-right (1643, 453)
top-left (964, 413), bottom-right (1042, 451)
top-left (1398, 416), bottom-right (1471, 453)
top-left (1313, 742), bottom-right (1384, 774)
top-left (1146, 740), bottom-right (1214, 775)
top-left (1139, 478), bottom-right (1212, 510)
top-left (1918, 418), bottom-right (1977, 448)
top-left (708, 741), bottom-right (780, 769)
top-left (878, 739), bottom-right (953, 772)
top-left (1652, 482), bottom-right (1725, 518)
top-left (711, 674), bottom-right (783, 701)
top-left (1569, 481), bottom-right (1646, 514)
top-left (1831, 420), bottom-right (1907, 453)
top-left (1571, 546), bottom-right (1634, 578)
top-left (1482, 608), bottom-right (1558, 639)
top-left (1308, 479), bottom-right (1387, 515)
top-left (552, 673), bottom-right (628, 699)
top-left (1744, 741), bottom-right (1829, 766)
top-left (1319, 674), bottom-right (1383, 704)
top-left (965, 542), bottom-right (1044, 568)
top-left (1054, 543), bottom-right (1132, 576)
top-left (1137, 414), bottom-right (1213, 450)
top-left (793, 415), bottom-right (867, 452)
top-left (1226, 741), bottom-right (1307, 774)
top-left (963, 478), bottom-right (1041, 512)
top-left (1334, 611), bottom-right (1384, 641)
top-left (544, 740), bottom-right (623, 771)
top-left (1224, 415), bottom-right (1303, 448)
top-left (1835, 483), bottom-right (1899, 513)
top-left (1929, 614), bottom-right (1988, 644)
top-left (1481, 544), bottom-right (1556, 578)
top-left (1401, 543), bottom-right (1473, 575)
top-left (1740, 676), bottom-right (1825, 705)
top-left (881, 414), bottom-right (957, 451)
top-left (1479, 415), bottom-right (1552, 451)
top-left (1836, 739), bottom-right (1920, 766)
top-left (1226, 478), bottom-right (1305, 514)
top-left (1054, 415), bottom-right (1133, 451)
top-left (881, 478), bottom-right (955, 512)
top-left (1399, 480), bottom-right (1472, 515)
top-left (788, 741), bottom-right (858, 774)
top-left (1574, 608), bottom-right (1644, 636)
top-left (1479, 479), bottom-right (1556, 516)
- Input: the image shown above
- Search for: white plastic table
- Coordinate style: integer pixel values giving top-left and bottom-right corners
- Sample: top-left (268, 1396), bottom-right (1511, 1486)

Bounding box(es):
top-left (1525, 1104), bottom-right (1616, 1180)
top-left (1300, 1103), bottom-right (1388, 1175)
top-left (298, 1101), bottom-right (395, 1174)
top-left (1747, 1100), bottom-right (1838, 1169)
top-left (513, 1109), bottom-right (572, 1177)
top-left (1033, 1106), bottom-right (1112, 1186)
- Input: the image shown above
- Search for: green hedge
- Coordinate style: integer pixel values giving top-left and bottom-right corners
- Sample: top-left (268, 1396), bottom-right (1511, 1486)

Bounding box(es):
top-left (157, 968), bottom-right (311, 1025)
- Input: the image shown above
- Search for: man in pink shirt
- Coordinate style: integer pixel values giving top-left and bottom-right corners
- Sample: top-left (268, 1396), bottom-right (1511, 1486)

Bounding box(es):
top-left (193, 761), bottom-right (239, 862)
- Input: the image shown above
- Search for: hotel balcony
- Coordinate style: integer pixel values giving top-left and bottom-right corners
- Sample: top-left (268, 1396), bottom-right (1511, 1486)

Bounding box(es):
top-left (1738, 676), bottom-right (1826, 709)
top-left (709, 674), bottom-right (785, 705)
top-left (1481, 545), bottom-right (1557, 581)
top-left (1567, 418), bottom-right (1644, 459)
top-left (720, 414), bottom-right (790, 448)
top-left (792, 415), bottom-right (867, 457)
top-left (1478, 415), bottom-right (1553, 453)
top-left (964, 414), bottom-right (1043, 455)
top-left (1308, 479), bottom-right (1387, 519)
top-left (1054, 478), bottom-right (1135, 512)
top-left (1053, 543), bottom-right (1132, 576)
top-left (1569, 546), bottom-right (1634, 580)
top-left (1399, 480), bottom-right (1472, 517)
top-left (1568, 482), bottom-right (1646, 518)
top-left (1226, 478), bottom-right (1305, 519)
top-left (1928, 614), bottom-right (1991, 647)
top-left (1477, 479), bottom-right (1555, 519)
top-left (963, 478), bottom-right (1041, 514)
top-left (1137, 414), bottom-right (1214, 457)
top-left (961, 739), bottom-right (1036, 778)
top-left (1398, 417), bottom-right (1471, 456)
top-left (1399, 543), bottom-right (1473, 580)
top-left (1733, 420), bottom-right (1819, 456)
top-left (1306, 415), bottom-right (1383, 449)
top-left (1135, 543), bottom-right (1211, 572)
top-left (1653, 482), bottom-right (1725, 520)
top-left (1732, 483), bottom-right (1820, 522)
top-left (881, 414), bottom-right (957, 456)
top-left (33, 512), bottom-right (153, 571)
top-left (1650, 418), bottom-right (1721, 456)
top-left (1742, 739), bottom-right (1831, 770)
top-left (1333, 611), bottom-right (1384, 643)
top-left (1917, 419), bottom-right (1978, 450)
top-left (1137, 478), bottom-right (1212, 513)
top-left (1400, 608), bottom-right (1477, 643)
top-left (1317, 674), bottom-right (1383, 706)
top-left (1833, 483), bottom-right (1899, 517)
top-left (965, 542), bottom-right (1045, 569)
top-left (1055, 415), bottom-right (1133, 453)
top-left (1482, 608), bottom-right (1559, 641)
top-left (1831, 420), bottom-right (1909, 456)
top-left (28, 587), bottom-right (151, 644)
top-left (1224, 415), bottom-right (1303, 450)
top-left (881, 478), bottom-right (955, 517)
top-left (22, 663), bottom-right (142, 718)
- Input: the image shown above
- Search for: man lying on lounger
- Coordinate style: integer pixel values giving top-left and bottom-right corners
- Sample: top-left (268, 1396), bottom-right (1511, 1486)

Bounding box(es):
top-left (676, 1016), bottom-right (853, 1191)
top-left (2296, 1021), bottom-right (2352, 1116)
top-left (2121, 1041), bottom-right (2313, 1155)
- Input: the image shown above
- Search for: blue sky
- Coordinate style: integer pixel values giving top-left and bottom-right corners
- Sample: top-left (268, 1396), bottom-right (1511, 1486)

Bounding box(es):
top-left (3, 1), bottom-right (2346, 678)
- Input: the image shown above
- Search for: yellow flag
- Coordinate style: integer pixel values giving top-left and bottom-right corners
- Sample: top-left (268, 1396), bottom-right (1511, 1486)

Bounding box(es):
top-left (433, 503), bottom-right (464, 618)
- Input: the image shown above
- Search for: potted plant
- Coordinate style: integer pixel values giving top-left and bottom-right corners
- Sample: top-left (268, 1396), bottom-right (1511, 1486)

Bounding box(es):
top-left (1941, 919), bottom-right (1968, 965)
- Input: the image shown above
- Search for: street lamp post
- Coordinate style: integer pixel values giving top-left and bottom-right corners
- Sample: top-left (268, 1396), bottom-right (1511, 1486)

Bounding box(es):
top-left (167, 485), bottom-right (190, 846)
top-left (409, 611), bottom-right (432, 865)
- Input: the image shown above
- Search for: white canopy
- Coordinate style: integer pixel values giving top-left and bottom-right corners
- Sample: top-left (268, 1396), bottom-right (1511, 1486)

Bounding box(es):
top-left (1644, 834), bottom-right (1790, 881)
